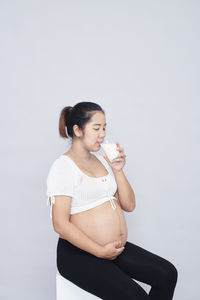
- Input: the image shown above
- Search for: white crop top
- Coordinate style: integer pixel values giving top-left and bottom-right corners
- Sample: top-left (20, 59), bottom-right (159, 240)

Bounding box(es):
top-left (46, 153), bottom-right (118, 218)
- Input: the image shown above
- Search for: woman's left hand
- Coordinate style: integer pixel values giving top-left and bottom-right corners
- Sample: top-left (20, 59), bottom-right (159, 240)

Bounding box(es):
top-left (102, 141), bottom-right (126, 172)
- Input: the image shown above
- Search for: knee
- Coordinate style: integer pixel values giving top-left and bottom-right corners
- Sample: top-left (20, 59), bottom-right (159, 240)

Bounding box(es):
top-left (162, 262), bottom-right (178, 288)
top-left (169, 263), bottom-right (178, 285)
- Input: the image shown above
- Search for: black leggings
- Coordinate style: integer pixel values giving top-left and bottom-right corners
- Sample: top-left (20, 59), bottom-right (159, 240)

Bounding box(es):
top-left (57, 237), bottom-right (178, 300)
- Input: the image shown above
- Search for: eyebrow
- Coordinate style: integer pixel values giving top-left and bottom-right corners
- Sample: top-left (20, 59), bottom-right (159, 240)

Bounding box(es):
top-left (93, 123), bottom-right (107, 126)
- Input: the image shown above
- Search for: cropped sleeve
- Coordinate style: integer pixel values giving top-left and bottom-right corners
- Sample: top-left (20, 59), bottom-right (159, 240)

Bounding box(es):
top-left (46, 158), bottom-right (75, 219)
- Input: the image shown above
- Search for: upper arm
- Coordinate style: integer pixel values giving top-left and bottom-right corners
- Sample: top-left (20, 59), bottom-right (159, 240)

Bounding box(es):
top-left (49, 195), bottom-right (72, 232)
top-left (114, 190), bottom-right (122, 208)
top-left (46, 159), bottom-right (76, 230)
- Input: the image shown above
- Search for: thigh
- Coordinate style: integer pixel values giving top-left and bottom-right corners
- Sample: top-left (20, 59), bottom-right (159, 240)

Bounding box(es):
top-left (114, 240), bottom-right (177, 288)
top-left (57, 238), bottom-right (150, 300)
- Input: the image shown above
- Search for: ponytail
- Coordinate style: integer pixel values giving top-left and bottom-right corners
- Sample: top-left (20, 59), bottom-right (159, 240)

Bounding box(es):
top-left (58, 102), bottom-right (105, 139)
top-left (58, 106), bottom-right (72, 139)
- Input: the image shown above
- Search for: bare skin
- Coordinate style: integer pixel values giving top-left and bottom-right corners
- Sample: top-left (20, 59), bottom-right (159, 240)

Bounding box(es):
top-left (57, 110), bottom-right (133, 258)
top-left (59, 151), bottom-right (128, 250)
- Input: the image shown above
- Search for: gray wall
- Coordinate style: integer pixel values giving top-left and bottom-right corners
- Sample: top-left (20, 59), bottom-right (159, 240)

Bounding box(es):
top-left (0, 1), bottom-right (199, 299)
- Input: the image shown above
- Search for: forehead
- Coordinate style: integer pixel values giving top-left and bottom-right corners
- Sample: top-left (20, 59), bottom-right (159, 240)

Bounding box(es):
top-left (89, 111), bottom-right (106, 125)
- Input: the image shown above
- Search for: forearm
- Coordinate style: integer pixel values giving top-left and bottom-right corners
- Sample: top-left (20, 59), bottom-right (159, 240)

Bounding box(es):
top-left (113, 169), bottom-right (136, 211)
top-left (55, 221), bottom-right (104, 258)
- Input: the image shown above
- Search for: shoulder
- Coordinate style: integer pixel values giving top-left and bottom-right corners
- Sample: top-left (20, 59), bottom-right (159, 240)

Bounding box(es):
top-left (46, 155), bottom-right (77, 181)
top-left (46, 155), bottom-right (79, 198)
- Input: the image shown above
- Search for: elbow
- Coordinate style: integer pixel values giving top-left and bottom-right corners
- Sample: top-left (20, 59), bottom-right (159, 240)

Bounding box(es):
top-left (131, 204), bottom-right (136, 212)
top-left (53, 220), bottom-right (70, 234)
top-left (129, 199), bottom-right (136, 212)
top-left (53, 223), bottom-right (61, 234)
top-left (128, 204), bottom-right (136, 212)
top-left (124, 203), bottom-right (136, 212)
top-left (54, 226), bottom-right (61, 234)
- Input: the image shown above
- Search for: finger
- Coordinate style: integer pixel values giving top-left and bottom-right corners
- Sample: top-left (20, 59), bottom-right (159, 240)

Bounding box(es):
top-left (115, 141), bottom-right (123, 151)
top-left (118, 153), bottom-right (126, 159)
top-left (118, 153), bottom-right (126, 158)
top-left (113, 158), bottom-right (124, 162)
top-left (116, 146), bottom-right (123, 153)
top-left (116, 146), bottom-right (123, 152)
top-left (117, 247), bottom-right (125, 252)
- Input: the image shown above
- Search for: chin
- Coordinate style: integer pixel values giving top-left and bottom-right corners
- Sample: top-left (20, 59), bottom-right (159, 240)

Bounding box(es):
top-left (92, 148), bottom-right (99, 152)
top-left (91, 145), bottom-right (101, 152)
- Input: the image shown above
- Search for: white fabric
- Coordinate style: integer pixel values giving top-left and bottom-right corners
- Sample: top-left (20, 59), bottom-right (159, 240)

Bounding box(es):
top-left (46, 152), bottom-right (118, 218)
top-left (56, 270), bottom-right (101, 299)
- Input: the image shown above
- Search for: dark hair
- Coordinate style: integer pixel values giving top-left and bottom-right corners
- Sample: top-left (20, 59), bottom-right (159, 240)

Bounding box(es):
top-left (59, 101), bottom-right (105, 139)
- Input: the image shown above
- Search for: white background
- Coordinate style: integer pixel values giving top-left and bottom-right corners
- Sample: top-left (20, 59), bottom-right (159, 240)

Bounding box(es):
top-left (0, 1), bottom-right (199, 299)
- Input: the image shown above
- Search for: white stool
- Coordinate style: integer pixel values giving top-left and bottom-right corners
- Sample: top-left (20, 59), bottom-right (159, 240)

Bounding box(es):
top-left (56, 270), bottom-right (101, 299)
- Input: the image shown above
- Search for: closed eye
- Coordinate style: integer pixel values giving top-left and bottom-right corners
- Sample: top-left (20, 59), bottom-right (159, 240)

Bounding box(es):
top-left (94, 128), bottom-right (106, 131)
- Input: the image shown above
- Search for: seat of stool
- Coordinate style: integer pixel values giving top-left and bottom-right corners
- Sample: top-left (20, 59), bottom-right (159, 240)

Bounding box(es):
top-left (56, 270), bottom-right (101, 299)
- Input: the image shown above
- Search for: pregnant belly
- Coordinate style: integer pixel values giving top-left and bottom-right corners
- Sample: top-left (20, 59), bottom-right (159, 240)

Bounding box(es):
top-left (66, 199), bottom-right (128, 247)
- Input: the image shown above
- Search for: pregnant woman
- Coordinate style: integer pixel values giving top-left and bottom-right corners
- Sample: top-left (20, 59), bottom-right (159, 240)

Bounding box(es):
top-left (46, 101), bottom-right (178, 300)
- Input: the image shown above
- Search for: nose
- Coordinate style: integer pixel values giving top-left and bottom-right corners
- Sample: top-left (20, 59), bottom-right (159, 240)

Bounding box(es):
top-left (99, 131), bottom-right (106, 138)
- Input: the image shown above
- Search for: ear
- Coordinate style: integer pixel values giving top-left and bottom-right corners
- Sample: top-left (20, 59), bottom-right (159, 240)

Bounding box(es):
top-left (73, 124), bottom-right (83, 137)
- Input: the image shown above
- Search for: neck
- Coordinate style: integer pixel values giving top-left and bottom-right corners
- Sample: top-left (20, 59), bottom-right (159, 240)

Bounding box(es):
top-left (68, 140), bottom-right (93, 161)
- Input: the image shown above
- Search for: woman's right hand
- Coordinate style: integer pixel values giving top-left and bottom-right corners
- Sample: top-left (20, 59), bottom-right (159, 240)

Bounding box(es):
top-left (100, 240), bottom-right (125, 260)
